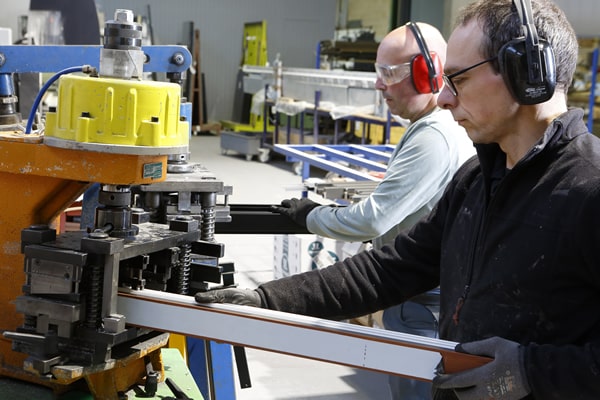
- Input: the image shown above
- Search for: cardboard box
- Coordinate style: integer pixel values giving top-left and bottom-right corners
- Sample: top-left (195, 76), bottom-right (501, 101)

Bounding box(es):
top-left (273, 234), bottom-right (366, 279)
top-left (273, 234), bottom-right (382, 328)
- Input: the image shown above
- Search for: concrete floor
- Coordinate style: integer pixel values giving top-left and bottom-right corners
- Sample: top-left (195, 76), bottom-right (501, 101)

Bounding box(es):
top-left (189, 133), bottom-right (392, 400)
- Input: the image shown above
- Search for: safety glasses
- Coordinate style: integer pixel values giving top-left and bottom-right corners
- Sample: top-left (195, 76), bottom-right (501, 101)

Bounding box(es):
top-left (442, 56), bottom-right (497, 96)
top-left (374, 62), bottom-right (412, 86)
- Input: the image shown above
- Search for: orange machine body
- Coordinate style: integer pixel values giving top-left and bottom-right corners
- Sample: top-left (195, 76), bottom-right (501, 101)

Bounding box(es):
top-left (0, 132), bottom-right (167, 388)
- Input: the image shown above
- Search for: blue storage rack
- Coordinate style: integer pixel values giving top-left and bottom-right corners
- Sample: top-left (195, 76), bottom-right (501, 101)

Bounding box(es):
top-left (273, 143), bottom-right (394, 182)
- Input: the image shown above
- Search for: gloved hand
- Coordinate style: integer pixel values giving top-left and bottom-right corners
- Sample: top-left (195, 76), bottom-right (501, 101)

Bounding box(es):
top-left (432, 336), bottom-right (531, 400)
top-left (195, 288), bottom-right (262, 307)
top-left (270, 197), bottom-right (321, 228)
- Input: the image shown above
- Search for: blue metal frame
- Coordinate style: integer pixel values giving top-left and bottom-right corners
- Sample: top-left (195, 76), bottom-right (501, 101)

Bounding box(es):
top-left (187, 338), bottom-right (236, 400)
top-left (0, 45), bottom-right (191, 73)
top-left (273, 143), bottom-right (393, 182)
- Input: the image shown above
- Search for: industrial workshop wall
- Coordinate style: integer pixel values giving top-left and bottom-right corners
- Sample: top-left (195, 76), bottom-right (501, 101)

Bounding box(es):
top-left (96, 0), bottom-right (337, 124)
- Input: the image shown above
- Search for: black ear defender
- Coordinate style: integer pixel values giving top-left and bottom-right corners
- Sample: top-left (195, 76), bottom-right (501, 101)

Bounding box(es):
top-left (406, 21), bottom-right (443, 94)
top-left (498, 0), bottom-right (556, 104)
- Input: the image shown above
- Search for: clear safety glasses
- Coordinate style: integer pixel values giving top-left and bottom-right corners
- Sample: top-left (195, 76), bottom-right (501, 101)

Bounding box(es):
top-left (374, 62), bottom-right (412, 86)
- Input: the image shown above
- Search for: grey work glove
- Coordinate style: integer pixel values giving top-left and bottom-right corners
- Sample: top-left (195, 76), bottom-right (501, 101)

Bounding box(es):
top-left (432, 336), bottom-right (531, 400)
top-left (195, 288), bottom-right (262, 307)
top-left (270, 197), bottom-right (321, 228)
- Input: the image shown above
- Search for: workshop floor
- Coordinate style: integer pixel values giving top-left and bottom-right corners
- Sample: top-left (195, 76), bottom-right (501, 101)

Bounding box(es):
top-left (189, 133), bottom-right (392, 400)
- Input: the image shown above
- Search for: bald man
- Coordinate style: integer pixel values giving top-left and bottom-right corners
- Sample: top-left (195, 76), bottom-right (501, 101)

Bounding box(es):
top-left (273, 22), bottom-right (473, 251)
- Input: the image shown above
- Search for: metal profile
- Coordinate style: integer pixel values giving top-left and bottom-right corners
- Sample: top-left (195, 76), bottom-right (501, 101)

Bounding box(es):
top-left (241, 65), bottom-right (379, 109)
top-left (117, 289), bottom-right (490, 381)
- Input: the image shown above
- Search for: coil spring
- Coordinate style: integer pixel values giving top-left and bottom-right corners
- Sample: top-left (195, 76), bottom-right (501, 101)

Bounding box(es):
top-left (85, 263), bottom-right (103, 329)
top-left (200, 206), bottom-right (215, 242)
top-left (23, 315), bottom-right (37, 331)
top-left (177, 243), bottom-right (191, 294)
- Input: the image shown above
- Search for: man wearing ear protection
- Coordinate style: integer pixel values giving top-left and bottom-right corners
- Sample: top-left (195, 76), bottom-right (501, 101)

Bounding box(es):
top-left (197, 1), bottom-right (600, 399)
top-left (272, 21), bottom-right (473, 255)
top-left (271, 22), bottom-right (474, 400)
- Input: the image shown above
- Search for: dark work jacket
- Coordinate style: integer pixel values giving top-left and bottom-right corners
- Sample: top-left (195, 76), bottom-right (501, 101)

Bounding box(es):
top-left (257, 108), bottom-right (600, 399)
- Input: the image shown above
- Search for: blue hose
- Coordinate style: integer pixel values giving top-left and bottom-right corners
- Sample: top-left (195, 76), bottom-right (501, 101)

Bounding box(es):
top-left (25, 65), bottom-right (85, 134)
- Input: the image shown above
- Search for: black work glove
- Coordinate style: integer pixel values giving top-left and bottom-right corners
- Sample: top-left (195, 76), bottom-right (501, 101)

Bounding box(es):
top-left (432, 336), bottom-right (531, 400)
top-left (270, 197), bottom-right (321, 228)
top-left (195, 288), bottom-right (262, 307)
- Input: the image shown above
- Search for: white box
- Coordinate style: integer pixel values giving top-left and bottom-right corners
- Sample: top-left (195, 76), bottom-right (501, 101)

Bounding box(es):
top-left (0, 28), bottom-right (12, 45)
top-left (273, 234), bottom-right (366, 279)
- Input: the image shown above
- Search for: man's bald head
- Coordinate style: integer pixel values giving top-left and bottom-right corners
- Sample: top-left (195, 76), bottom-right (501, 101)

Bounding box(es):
top-left (380, 22), bottom-right (448, 65)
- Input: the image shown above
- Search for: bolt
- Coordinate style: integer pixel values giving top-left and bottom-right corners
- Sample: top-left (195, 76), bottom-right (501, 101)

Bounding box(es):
top-left (89, 231), bottom-right (109, 239)
top-left (29, 224), bottom-right (49, 230)
top-left (0, 53), bottom-right (5, 67)
top-left (114, 9), bottom-right (134, 23)
top-left (171, 52), bottom-right (185, 66)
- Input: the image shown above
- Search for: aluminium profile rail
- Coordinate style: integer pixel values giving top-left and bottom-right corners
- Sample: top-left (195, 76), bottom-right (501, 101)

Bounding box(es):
top-left (241, 65), bottom-right (378, 107)
top-left (117, 289), bottom-right (489, 381)
top-left (312, 180), bottom-right (380, 202)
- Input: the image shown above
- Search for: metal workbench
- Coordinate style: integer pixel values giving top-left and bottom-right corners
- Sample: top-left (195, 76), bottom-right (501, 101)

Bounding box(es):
top-left (270, 90), bottom-right (402, 146)
top-left (232, 65), bottom-right (404, 163)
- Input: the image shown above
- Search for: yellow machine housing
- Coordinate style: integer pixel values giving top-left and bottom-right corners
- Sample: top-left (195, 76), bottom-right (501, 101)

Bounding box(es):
top-left (45, 75), bottom-right (189, 148)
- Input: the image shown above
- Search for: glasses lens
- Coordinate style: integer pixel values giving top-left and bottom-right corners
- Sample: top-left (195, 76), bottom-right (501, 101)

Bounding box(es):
top-left (442, 75), bottom-right (457, 96)
top-left (375, 63), bottom-right (411, 86)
